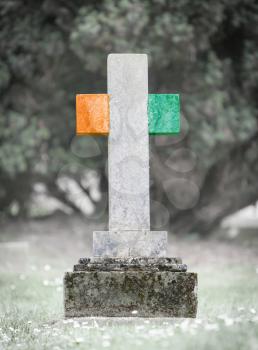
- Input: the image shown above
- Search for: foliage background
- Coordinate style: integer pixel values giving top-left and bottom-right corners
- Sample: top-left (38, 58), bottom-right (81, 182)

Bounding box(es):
top-left (1, 0), bottom-right (258, 234)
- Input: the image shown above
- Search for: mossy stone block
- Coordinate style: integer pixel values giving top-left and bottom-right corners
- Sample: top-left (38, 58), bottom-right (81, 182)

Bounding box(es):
top-left (64, 258), bottom-right (197, 318)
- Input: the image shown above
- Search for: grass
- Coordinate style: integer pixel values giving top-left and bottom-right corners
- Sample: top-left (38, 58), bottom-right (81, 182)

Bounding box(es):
top-left (0, 216), bottom-right (258, 349)
top-left (0, 264), bottom-right (258, 350)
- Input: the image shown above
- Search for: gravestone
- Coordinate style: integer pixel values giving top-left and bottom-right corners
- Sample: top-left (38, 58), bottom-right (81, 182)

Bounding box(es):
top-left (64, 54), bottom-right (197, 317)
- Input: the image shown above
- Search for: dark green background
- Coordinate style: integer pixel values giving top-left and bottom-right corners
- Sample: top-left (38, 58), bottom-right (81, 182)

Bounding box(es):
top-left (0, 0), bottom-right (258, 234)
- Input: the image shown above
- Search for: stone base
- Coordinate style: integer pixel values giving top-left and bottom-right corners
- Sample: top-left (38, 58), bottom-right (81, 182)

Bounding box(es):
top-left (64, 258), bottom-right (198, 318)
top-left (93, 231), bottom-right (167, 257)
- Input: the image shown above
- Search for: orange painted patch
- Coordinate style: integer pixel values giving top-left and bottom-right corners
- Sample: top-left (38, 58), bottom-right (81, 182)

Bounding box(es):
top-left (76, 94), bottom-right (110, 135)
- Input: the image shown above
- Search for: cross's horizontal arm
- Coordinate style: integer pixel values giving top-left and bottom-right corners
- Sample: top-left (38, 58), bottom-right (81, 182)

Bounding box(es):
top-left (76, 93), bottom-right (180, 136)
top-left (76, 94), bottom-right (110, 135)
top-left (148, 94), bottom-right (180, 135)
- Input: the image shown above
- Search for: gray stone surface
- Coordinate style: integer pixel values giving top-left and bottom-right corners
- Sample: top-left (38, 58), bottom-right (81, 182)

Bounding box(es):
top-left (64, 268), bottom-right (197, 318)
top-left (74, 257), bottom-right (187, 272)
top-left (93, 230), bottom-right (167, 257)
top-left (107, 54), bottom-right (150, 231)
top-left (79, 257), bottom-right (183, 265)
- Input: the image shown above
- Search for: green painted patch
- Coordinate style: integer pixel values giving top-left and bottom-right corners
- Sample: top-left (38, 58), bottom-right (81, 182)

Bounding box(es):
top-left (148, 94), bottom-right (180, 135)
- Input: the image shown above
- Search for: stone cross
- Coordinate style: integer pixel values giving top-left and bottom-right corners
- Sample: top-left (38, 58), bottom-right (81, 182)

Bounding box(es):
top-left (76, 54), bottom-right (180, 257)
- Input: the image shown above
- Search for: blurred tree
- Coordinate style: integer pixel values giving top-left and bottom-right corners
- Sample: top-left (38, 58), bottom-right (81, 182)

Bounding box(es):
top-left (0, 0), bottom-right (258, 234)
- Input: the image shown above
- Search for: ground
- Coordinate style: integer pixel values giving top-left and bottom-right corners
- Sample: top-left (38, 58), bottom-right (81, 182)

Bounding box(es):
top-left (0, 214), bottom-right (258, 350)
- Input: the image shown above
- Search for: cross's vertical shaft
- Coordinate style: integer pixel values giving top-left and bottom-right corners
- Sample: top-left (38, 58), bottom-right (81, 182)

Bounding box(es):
top-left (107, 54), bottom-right (150, 231)
top-left (93, 54), bottom-right (166, 256)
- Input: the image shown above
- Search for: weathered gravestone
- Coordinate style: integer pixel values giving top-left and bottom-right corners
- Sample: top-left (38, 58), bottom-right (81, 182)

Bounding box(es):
top-left (64, 54), bottom-right (198, 317)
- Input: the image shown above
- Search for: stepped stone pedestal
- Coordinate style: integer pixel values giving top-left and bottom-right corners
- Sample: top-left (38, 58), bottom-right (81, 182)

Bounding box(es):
top-left (64, 257), bottom-right (197, 318)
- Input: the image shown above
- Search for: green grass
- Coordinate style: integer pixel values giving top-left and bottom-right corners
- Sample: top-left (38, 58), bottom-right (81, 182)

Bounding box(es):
top-left (1, 264), bottom-right (258, 350)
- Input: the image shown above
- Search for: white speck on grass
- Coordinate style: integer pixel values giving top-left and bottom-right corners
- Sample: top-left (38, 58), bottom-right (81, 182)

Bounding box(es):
top-left (231, 317), bottom-right (242, 324)
top-left (218, 314), bottom-right (226, 319)
top-left (195, 319), bottom-right (203, 324)
top-left (103, 334), bottom-right (111, 340)
top-left (102, 340), bottom-right (111, 347)
top-left (27, 321), bottom-right (32, 324)
top-left (204, 323), bottom-right (219, 331)
top-left (54, 277), bottom-right (62, 286)
top-left (250, 308), bottom-right (256, 314)
top-left (180, 319), bottom-right (189, 331)
top-left (237, 306), bottom-right (245, 312)
top-left (224, 318), bottom-right (234, 326)
top-left (131, 310), bottom-right (138, 315)
top-left (189, 328), bottom-right (197, 336)
top-left (75, 337), bottom-right (84, 344)
top-left (43, 280), bottom-right (49, 286)
top-left (19, 274), bottom-right (26, 280)
top-left (44, 264), bottom-right (51, 271)
top-left (10, 284), bottom-right (16, 290)
top-left (135, 325), bottom-right (145, 331)
top-left (148, 328), bottom-right (169, 338)
top-left (65, 319), bottom-right (74, 324)
top-left (93, 320), bottom-right (99, 328)
top-left (218, 314), bottom-right (234, 326)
